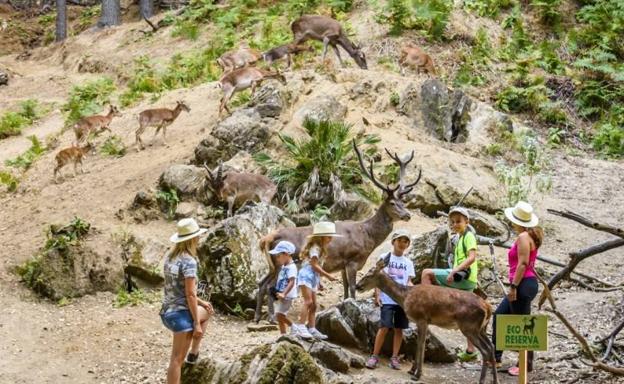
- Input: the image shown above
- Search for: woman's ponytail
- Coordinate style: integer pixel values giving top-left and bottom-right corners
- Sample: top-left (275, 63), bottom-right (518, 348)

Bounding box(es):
top-left (527, 226), bottom-right (544, 249)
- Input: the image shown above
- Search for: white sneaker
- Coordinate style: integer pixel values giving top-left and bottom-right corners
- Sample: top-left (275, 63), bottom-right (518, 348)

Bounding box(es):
top-left (294, 324), bottom-right (314, 340)
top-left (308, 327), bottom-right (328, 340)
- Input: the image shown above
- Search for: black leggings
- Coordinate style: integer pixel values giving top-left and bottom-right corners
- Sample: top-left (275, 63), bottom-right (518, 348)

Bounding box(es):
top-left (491, 277), bottom-right (538, 366)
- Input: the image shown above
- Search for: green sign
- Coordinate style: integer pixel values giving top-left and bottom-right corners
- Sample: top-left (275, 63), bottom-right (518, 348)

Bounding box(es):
top-left (496, 315), bottom-right (548, 351)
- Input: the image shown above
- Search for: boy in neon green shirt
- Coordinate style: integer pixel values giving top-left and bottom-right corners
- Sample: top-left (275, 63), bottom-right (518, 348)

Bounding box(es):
top-left (421, 206), bottom-right (479, 361)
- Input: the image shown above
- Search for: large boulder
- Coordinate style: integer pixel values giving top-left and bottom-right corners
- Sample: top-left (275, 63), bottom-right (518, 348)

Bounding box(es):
top-left (316, 299), bottom-right (455, 363)
top-left (407, 226), bottom-right (449, 281)
top-left (419, 79), bottom-right (473, 142)
top-left (293, 95), bottom-right (347, 125)
top-left (250, 83), bottom-right (286, 118)
top-left (466, 102), bottom-right (514, 148)
top-left (197, 204), bottom-right (294, 310)
top-left (159, 164), bottom-right (206, 200)
top-left (329, 193), bottom-right (374, 221)
top-left (309, 342), bottom-right (351, 373)
top-left (119, 232), bottom-right (167, 287)
top-left (467, 208), bottom-right (507, 237)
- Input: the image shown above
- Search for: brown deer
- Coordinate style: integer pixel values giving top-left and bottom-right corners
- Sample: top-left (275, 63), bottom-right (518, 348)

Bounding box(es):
top-left (73, 105), bottom-right (121, 144)
top-left (254, 141), bottom-right (421, 322)
top-left (218, 67), bottom-right (286, 115)
top-left (135, 101), bottom-right (190, 151)
top-left (399, 42), bottom-right (436, 76)
top-left (217, 45), bottom-right (262, 74)
top-left (53, 143), bottom-right (94, 181)
top-left (356, 259), bottom-right (499, 384)
top-left (262, 43), bottom-right (314, 69)
top-left (202, 162), bottom-right (277, 217)
top-left (291, 15), bottom-right (367, 69)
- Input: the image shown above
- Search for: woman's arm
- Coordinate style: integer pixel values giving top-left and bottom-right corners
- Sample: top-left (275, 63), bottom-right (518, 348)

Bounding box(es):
top-left (184, 277), bottom-right (202, 337)
top-left (310, 258), bottom-right (336, 281)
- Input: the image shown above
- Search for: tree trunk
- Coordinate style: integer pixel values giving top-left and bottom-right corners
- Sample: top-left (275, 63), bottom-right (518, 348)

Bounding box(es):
top-left (99, 0), bottom-right (120, 27)
top-left (55, 0), bottom-right (67, 42)
top-left (139, 0), bottom-right (153, 19)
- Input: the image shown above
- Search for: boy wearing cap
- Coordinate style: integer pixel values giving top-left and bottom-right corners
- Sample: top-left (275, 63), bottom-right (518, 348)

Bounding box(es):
top-left (270, 241), bottom-right (298, 335)
top-left (366, 229), bottom-right (415, 370)
top-left (421, 206), bottom-right (479, 362)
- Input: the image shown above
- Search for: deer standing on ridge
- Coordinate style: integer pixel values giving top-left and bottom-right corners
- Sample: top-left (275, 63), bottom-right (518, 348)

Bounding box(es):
top-left (399, 42), bottom-right (436, 76)
top-left (202, 162), bottom-right (277, 217)
top-left (73, 105), bottom-right (121, 144)
top-left (291, 15), bottom-right (367, 69)
top-left (53, 143), bottom-right (94, 182)
top-left (254, 141), bottom-right (421, 322)
top-left (356, 259), bottom-right (499, 384)
top-left (217, 45), bottom-right (262, 74)
top-left (135, 101), bottom-right (190, 151)
top-left (218, 67), bottom-right (286, 115)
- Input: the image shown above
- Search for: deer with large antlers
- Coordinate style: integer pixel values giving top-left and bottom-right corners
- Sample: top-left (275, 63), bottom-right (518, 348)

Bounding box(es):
top-left (291, 15), bottom-right (367, 69)
top-left (73, 105), bottom-right (121, 144)
top-left (135, 101), bottom-right (190, 151)
top-left (218, 67), bottom-right (286, 115)
top-left (356, 259), bottom-right (499, 384)
top-left (202, 162), bottom-right (277, 217)
top-left (254, 141), bottom-right (421, 322)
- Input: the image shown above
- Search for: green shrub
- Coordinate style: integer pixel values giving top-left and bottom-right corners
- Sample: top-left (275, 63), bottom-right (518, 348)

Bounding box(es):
top-left (5, 135), bottom-right (46, 170)
top-left (454, 28), bottom-right (491, 86)
top-left (410, 0), bottom-right (453, 41)
top-left (0, 170), bottom-right (19, 192)
top-left (62, 78), bottom-right (116, 127)
top-left (156, 188), bottom-right (180, 219)
top-left (100, 135), bottom-right (126, 157)
top-left (376, 0), bottom-right (412, 36)
top-left (0, 99), bottom-right (42, 139)
top-left (172, 19), bottom-right (200, 40)
top-left (389, 92), bottom-right (400, 106)
top-left (464, 0), bottom-right (512, 18)
top-left (592, 122), bottom-right (624, 158)
top-left (485, 143), bottom-right (504, 156)
top-left (113, 287), bottom-right (158, 308)
top-left (531, 0), bottom-right (561, 26)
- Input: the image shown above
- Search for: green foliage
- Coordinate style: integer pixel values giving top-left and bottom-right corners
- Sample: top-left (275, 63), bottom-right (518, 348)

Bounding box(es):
top-left (0, 170), bottom-right (19, 192)
top-left (310, 204), bottom-right (331, 223)
top-left (389, 92), bottom-right (400, 106)
top-left (100, 135), bottom-right (126, 157)
top-left (5, 135), bottom-right (46, 170)
top-left (172, 19), bottom-right (200, 40)
top-left (464, 0), bottom-right (512, 18)
top-left (230, 90), bottom-right (252, 108)
top-left (0, 99), bottom-right (42, 139)
top-left (410, 0), bottom-right (453, 40)
top-left (592, 120), bottom-right (624, 158)
top-left (376, 0), bottom-right (412, 35)
top-left (530, 0), bottom-right (561, 26)
top-left (113, 287), bottom-right (157, 308)
top-left (485, 143), bottom-right (504, 156)
top-left (454, 28), bottom-right (492, 86)
top-left (76, 6), bottom-right (101, 32)
top-left (16, 256), bottom-right (44, 290)
top-left (156, 188), bottom-right (180, 219)
top-left (495, 81), bottom-right (549, 114)
top-left (547, 126), bottom-right (565, 147)
top-left (254, 119), bottom-right (380, 203)
top-left (62, 78), bottom-right (116, 127)
top-left (44, 217), bottom-right (91, 252)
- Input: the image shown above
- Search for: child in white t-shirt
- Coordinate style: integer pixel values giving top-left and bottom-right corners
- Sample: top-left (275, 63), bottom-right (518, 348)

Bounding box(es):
top-left (269, 241), bottom-right (298, 335)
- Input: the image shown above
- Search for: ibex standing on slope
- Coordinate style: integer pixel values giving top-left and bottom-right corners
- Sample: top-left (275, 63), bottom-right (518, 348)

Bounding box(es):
top-left (255, 141), bottom-right (421, 322)
top-left (218, 67), bottom-right (286, 115)
top-left (203, 162), bottom-right (277, 217)
top-left (356, 259), bottom-right (499, 384)
top-left (73, 105), bottom-right (121, 144)
top-left (291, 15), bottom-right (367, 69)
top-left (398, 42), bottom-right (436, 76)
top-left (217, 45), bottom-right (262, 74)
top-left (53, 143), bottom-right (94, 182)
top-left (135, 101), bottom-right (190, 151)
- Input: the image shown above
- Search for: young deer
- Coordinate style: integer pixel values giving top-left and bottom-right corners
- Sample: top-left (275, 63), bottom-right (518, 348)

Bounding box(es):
top-left (291, 14), bottom-right (367, 69)
top-left (399, 42), bottom-right (436, 76)
top-left (217, 45), bottom-right (262, 74)
top-left (255, 141), bottom-right (421, 322)
top-left (356, 259), bottom-right (499, 384)
top-left (218, 67), bottom-right (286, 115)
top-left (73, 105), bottom-right (121, 144)
top-left (53, 143), bottom-right (94, 181)
top-left (203, 162), bottom-right (277, 217)
top-left (135, 101), bottom-right (190, 151)
top-left (262, 43), bottom-right (314, 69)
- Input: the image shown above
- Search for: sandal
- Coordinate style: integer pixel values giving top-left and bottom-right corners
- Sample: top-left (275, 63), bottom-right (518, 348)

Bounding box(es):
top-left (507, 366), bottom-right (520, 376)
top-left (457, 350), bottom-right (478, 362)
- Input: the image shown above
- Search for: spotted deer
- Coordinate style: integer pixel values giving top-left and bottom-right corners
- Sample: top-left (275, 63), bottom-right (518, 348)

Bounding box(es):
top-left (135, 101), bottom-right (190, 151)
top-left (399, 42), bottom-right (436, 75)
top-left (217, 45), bottom-right (262, 74)
top-left (254, 141), bottom-right (421, 322)
top-left (73, 105), bottom-right (121, 144)
top-left (53, 143), bottom-right (94, 181)
top-left (291, 14), bottom-right (367, 69)
top-left (202, 162), bottom-right (277, 217)
top-left (262, 43), bottom-right (314, 69)
top-left (356, 259), bottom-right (499, 384)
top-left (218, 67), bottom-right (286, 115)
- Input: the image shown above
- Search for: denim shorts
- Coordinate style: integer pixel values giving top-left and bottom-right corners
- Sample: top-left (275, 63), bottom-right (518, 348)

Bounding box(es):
top-left (160, 309), bottom-right (193, 333)
top-left (298, 264), bottom-right (320, 292)
top-left (380, 304), bottom-right (409, 329)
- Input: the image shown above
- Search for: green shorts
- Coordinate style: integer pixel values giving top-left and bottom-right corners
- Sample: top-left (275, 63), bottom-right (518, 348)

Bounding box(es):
top-left (432, 269), bottom-right (477, 291)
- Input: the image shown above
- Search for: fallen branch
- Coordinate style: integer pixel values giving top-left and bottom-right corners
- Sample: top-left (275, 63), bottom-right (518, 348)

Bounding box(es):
top-left (535, 272), bottom-right (624, 376)
top-left (548, 209), bottom-right (624, 239)
top-left (142, 15), bottom-right (160, 32)
top-left (600, 318), bottom-right (624, 362)
top-left (536, 255), bottom-right (616, 287)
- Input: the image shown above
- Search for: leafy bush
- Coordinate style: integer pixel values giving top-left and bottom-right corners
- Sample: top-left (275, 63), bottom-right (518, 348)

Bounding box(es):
top-left (454, 28), bottom-right (492, 86)
top-left (410, 0), bottom-right (453, 41)
top-left (113, 287), bottom-right (158, 308)
top-left (44, 217), bottom-right (91, 252)
top-left (0, 170), bottom-right (19, 192)
top-left (172, 19), bottom-right (200, 40)
top-left (156, 188), bottom-right (180, 219)
top-left (62, 78), bottom-right (116, 127)
top-left (0, 99), bottom-right (42, 139)
top-left (100, 135), bottom-right (126, 157)
top-left (464, 0), bottom-right (512, 18)
top-left (376, 0), bottom-right (412, 35)
top-left (592, 122), bottom-right (624, 158)
top-left (389, 92), bottom-right (400, 106)
top-left (531, 0), bottom-right (561, 26)
top-left (5, 135), bottom-right (47, 170)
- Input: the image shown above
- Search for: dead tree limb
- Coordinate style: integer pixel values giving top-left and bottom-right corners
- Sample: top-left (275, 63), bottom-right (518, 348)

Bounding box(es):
top-left (536, 272), bottom-right (624, 376)
top-left (600, 318), bottom-right (624, 361)
top-left (536, 255), bottom-right (616, 287)
top-left (142, 15), bottom-right (159, 32)
top-left (547, 209), bottom-right (624, 239)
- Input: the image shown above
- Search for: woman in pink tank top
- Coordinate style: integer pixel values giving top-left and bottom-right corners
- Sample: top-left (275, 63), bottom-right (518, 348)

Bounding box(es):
top-left (491, 201), bottom-right (543, 376)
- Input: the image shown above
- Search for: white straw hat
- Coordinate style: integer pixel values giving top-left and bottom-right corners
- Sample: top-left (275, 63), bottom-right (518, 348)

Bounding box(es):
top-left (504, 201), bottom-right (539, 228)
top-left (307, 221), bottom-right (342, 238)
top-left (169, 218), bottom-right (207, 243)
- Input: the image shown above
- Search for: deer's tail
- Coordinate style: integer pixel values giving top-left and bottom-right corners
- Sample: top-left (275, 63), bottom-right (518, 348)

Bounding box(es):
top-left (260, 232), bottom-right (276, 274)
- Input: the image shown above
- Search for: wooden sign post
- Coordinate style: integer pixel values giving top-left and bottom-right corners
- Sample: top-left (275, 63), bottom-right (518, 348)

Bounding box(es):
top-left (495, 314), bottom-right (548, 384)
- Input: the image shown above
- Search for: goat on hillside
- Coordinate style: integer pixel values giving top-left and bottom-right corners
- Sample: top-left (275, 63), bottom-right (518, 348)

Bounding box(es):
top-left (53, 143), bottom-right (94, 182)
top-left (217, 45), bottom-right (262, 74)
top-left (135, 101), bottom-right (190, 151)
top-left (399, 42), bottom-right (436, 75)
top-left (73, 105), bottom-right (121, 144)
top-left (218, 67), bottom-right (286, 115)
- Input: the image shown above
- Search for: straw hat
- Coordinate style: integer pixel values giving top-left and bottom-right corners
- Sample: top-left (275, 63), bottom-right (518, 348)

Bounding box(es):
top-left (504, 201), bottom-right (539, 228)
top-left (308, 221), bottom-right (342, 238)
top-left (169, 218), bottom-right (207, 243)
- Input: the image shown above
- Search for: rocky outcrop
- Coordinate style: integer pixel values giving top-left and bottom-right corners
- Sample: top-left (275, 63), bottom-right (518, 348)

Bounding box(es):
top-left (159, 164), bottom-right (206, 200)
top-left (197, 204), bottom-right (294, 310)
top-left (420, 79), bottom-right (473, 142)
top-left (316, 299), bottom-right (455, 363)
top-left (293, 95), bottom-right (347, 125)
top-left (0, 70), bottom-right (8, 86)
top-left (250, 83), bottom-right (286, 118)
top-left (407, 226), bottom-right (449, 282)
top-left (329, 193), bottom-right (373, 221)
top-left (119, 232), bottom-right (167, 287)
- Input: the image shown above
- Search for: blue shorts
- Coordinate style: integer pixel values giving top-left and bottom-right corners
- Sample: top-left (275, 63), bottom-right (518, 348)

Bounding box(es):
top-left (380, 304), bottom-right (409, 329)
top-left (160, 309), bottom-right (193, 333)
top-left (298, 264), bottom-right (320, 292)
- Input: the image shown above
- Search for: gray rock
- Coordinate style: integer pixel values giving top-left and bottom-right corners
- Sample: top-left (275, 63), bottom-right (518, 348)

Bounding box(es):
top-left (330, 193), bottom-right (373, 221)
top-left (247, 323), bottom-right (278, 332)
top-left (0, 71), bottom-right (8, 86)
top-left (131, 190), bottom-right (156, 209)
top-left (250, 83), bottom-right (285, 118)
top-left (450, 90), bottom-right (473, 143)
top-left (293, 95), bottom-right (347, 125)
top-left (316, 307), bottom-right (360, 348)
top-left (407, 227), bottom-right (449, 281)
top-left (119, 232), bottom-right (167, 287)
top-left (397, 82), bottom-right (419, 118)
top-left (309, 341), bottom-right (351, 373)
top-left (197, 203), bottom-right (294, 309)
top-left (420, 80), bottom-right (473, 143)
top-left (403, 182), bottom-right (447, 217)
top-left (466, 102), bottom-right (514, 148)
top-left (467, 209), bottom-right (507, 237)
top-left (174, 202), bottom-right (197, 219)
top-left (159, 164), bottom-right (206, 200)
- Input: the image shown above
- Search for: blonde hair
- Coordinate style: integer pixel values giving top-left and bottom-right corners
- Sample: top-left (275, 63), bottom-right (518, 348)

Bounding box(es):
top-left (300, 236), bottom-right (328, 263)
top-left (168, 237), bottom-right (199, 261)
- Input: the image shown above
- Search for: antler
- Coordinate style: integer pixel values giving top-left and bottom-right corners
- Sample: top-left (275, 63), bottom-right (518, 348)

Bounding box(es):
top-left (384, 148), bottom-right (422, 196)
top-left (353, 140), bottom-right (392, 194)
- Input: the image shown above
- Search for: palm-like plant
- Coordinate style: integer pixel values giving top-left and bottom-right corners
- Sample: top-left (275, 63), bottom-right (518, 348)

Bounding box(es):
top-left (254, 118), bottom-right (380, 209)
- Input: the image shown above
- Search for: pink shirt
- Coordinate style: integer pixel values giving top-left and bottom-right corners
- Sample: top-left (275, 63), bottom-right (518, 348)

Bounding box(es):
top-left (508, 241), bottom-right (538, 282)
